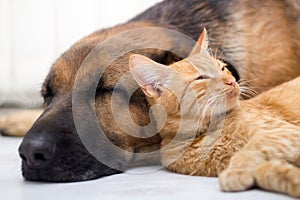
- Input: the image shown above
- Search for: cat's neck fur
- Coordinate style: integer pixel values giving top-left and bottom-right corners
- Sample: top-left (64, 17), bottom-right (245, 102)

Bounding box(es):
top-left (158, 100), bottom-right (260, 176)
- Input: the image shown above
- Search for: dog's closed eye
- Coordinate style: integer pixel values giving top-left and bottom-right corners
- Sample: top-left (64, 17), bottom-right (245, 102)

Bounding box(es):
top-left (41, 81), bottom-right (54, 106)
top-left (95, 87), bottom-right (114, 96)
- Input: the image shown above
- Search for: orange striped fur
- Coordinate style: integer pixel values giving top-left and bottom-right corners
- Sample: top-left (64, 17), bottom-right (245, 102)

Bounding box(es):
top-left (130, 30), bottom-right (300, 197)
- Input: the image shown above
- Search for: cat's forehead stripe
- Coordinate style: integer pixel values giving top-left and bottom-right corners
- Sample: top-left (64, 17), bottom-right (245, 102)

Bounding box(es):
top-left (187, 54), bottom-right (223, 74)
top-left (171, 60), bottom-right (200, 74)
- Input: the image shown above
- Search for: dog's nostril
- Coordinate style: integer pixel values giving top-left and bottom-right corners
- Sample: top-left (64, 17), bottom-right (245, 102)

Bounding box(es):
top-left (34, 153), bottom-right (47, 161)
top-left (19, 139), bottom-right (56, 168)
top-left (19, 152), bottom-right (27, 162)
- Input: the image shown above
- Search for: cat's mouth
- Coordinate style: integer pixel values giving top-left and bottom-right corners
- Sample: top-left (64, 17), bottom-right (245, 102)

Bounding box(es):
top-left (225, 80), bottom-right (239, 95)
top-left (225, 83), bottom-right (240, 105)
top-left (229, 86), bottom-right (240, 98)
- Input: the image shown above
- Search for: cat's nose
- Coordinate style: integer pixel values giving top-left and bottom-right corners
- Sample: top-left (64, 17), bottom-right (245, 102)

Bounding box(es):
top-left (226, 80), bottom-right (236, 86)
top-left (223, 77), bottom-right (236, 87)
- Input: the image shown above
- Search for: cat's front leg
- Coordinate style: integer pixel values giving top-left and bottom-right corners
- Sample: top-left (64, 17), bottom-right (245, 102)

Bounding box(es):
top-left (219, 169), bottom-right (254, 191)
top-left (254, 160), bottom-right (300, 197)
top-left (219, 129), bottom-right (300, 194)
top-left (219, 150), bottom-right (265, 191)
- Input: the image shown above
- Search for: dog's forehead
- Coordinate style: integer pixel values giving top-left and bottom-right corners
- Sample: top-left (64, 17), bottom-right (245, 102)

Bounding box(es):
top-left (43, 20), bottom-right (187, 95)
top-left (46, 52), bottom-right (131, 96)
top-left (44, 21), bottom-right (162, 94)
top-left (48, 55), bottom-right (87, 93)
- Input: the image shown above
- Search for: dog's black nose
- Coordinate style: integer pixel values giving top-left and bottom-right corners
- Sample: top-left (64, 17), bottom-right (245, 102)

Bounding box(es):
top-left (19, 139), bottom-right (56, 168)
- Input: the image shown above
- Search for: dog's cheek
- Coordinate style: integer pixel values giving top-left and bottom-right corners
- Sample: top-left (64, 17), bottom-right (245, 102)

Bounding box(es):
top-left (94, 95), bottom-right (133, 164)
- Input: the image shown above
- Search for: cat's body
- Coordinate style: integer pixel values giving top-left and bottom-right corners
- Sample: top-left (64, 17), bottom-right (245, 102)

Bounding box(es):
top-left (163, 78), bottom-right (300, 177)
top-left (129, 30), bottom-right (300, 197)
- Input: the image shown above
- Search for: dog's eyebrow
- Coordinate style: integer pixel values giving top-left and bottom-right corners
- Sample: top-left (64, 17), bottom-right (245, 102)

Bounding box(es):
top-left (41, 78), bottom-right (53, 97)
top-left (96, 86), bottom-right (130, 100)
top-left (96, 87), bottom-right (114, 94)
top-left (96, 76), bottom-right (130, 99)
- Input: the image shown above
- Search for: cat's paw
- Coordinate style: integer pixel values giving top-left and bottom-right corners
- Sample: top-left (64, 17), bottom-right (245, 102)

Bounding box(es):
top-left (254, 160), bottom-right (300, 197)
top-left (219, 169), bottom-right (255, 192)
top-left (287, 170), bottom-right (300, 197)
top-left (0, 110), bottom-right (42, 137)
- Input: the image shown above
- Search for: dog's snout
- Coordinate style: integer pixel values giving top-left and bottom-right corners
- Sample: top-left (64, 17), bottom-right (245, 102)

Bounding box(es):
top-left (19, 139), bottom-right (56, 169)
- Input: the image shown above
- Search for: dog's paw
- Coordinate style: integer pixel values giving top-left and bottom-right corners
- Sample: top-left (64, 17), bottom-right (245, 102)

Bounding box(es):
top-left (0, 110), bottom-right (42, 137)
top-left (219, 169), bottom-right (255, 192)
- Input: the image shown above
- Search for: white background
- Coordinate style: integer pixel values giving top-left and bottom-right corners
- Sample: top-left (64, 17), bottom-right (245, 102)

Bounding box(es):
top-left (0, 0), bottom-right (162, 107)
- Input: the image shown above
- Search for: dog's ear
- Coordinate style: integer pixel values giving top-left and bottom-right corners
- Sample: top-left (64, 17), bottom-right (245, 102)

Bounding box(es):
top-left (129, 54), bottom-right (171, 99)
top-left (189, 28), bottom-right (209, 56)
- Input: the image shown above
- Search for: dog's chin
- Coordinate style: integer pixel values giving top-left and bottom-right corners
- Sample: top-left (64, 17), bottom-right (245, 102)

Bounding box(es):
top-left (21, 161), bottom-right (121, 182)
top-left (21, 151), bottom-right (122, 182)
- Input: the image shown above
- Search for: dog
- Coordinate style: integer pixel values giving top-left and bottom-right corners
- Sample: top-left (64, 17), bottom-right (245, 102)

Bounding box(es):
top-left (0, 0), bottom-right (299, 182)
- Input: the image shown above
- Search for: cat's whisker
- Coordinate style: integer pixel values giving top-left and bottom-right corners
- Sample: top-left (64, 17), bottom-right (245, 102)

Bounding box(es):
top-left (239, 85), bottom-right (258, 99)
top-left (242, 88), bottom-right (258, 97)
top-left (198, 91), bottom-right (227, 121)
top-left (212, 44), bottom-right (226, 61)
top-left (238, 79), bottom-right (258, 99)
top-left (238, 79), bottom-right (259, 89)
top-left (213, 44), bottom-right (221, 60)
top-left (239, 92), bottom-right (255, 100)
top-left (198, 96), bottom-right (215, 119)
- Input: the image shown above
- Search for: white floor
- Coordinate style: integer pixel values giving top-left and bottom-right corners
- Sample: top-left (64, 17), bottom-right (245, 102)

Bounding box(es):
top-left (0, 136), bottom-right (297, 200)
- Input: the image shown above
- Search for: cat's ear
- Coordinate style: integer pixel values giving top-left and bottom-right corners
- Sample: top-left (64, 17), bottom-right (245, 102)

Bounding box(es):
top-left (189, 28), bottom-right (209, 56)
top-left (129, 54), bottom-right (170, 98)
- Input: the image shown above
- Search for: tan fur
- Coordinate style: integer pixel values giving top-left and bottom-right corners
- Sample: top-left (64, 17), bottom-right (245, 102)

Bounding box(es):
top-left (0, 110), bottom-right (42, 136)
top-left (130, 30), bottom-right (300, 197)
top-left (240, 0), bottom-right (300, 93)
top-left (1, 0), bottom-right (299, 138)
top-left (0, 0), bottom-right (299, 184)
top-left (216, 0), bottom-right (300, 93)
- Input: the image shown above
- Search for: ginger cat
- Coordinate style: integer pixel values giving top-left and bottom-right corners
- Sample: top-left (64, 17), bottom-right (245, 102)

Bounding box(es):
top-left (129, 29), bottom-right (300, 197)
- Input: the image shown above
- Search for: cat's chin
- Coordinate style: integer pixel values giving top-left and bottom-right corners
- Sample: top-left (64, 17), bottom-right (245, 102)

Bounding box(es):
top-left (226, 101), bottom-right (239, 113)
top-left (225, 88), bottom-right (240, 111)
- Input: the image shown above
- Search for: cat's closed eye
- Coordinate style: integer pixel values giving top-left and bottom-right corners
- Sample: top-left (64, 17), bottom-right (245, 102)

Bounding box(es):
top-left (196, 75), bottom-right (210, 80)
